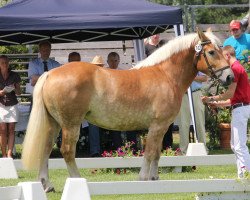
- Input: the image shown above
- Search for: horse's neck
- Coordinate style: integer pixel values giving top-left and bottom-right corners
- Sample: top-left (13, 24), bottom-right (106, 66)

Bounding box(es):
top-left (159, 48), bottom-right (198, 94)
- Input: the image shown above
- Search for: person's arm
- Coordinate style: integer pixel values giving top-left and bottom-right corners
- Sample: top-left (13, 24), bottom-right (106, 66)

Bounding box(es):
top-left (241, 13), bottom-right (249, 30)
top-left (201, 82), bottom-right (237, 108)
top-left (28, 60), bottom-right (40, 86)
top-left (194, 74), bottom-right (207, 83)
top-left (14, 82), bottom-right (21, 95)
top-left (209, 99), bottom-right (231, 108)
top-left (209, 82), bottom-right (237, 102)
top-left (31, 75), bottom-right (40, 86)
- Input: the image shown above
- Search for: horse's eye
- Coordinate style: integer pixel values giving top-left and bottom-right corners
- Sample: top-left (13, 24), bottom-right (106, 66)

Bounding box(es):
top-left (208, 50), bottom-right (215, 56)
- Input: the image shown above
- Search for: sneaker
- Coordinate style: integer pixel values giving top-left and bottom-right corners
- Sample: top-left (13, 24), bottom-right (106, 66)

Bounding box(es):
top-left (238, 167), bottom-right (249, 179)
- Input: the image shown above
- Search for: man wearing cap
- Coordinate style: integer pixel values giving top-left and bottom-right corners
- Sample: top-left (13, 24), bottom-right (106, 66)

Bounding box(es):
top-left (223, 20), bottom-right (250, 62)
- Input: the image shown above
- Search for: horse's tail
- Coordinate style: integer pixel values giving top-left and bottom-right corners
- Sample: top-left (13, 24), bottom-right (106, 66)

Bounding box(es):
top-left (22, 72), bottom-right (50, 170)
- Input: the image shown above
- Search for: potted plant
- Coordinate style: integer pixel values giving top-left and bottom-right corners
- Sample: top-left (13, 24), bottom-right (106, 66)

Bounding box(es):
top-left (205, 103), bottom-right (232, 150)
top-left (217, 107), bottom-right (231, 150)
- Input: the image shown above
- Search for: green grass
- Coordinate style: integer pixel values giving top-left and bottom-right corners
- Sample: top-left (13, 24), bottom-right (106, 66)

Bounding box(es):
top-left (0, 165), bottom-right (237, 200)
top-left (0, 132), bottom-right (241, 199)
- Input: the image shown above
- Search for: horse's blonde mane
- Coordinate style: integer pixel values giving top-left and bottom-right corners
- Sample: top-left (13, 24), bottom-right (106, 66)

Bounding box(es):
top-left (133, 31), bottom-right (221, 69)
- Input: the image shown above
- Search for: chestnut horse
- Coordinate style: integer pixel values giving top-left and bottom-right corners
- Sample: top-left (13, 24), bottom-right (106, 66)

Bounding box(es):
top-left (22, 29), bottom-right (233, 191)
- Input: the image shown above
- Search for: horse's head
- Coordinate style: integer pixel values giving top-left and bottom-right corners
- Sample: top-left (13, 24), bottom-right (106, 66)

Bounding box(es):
top-left (194, 28), bottom-right (234, 86)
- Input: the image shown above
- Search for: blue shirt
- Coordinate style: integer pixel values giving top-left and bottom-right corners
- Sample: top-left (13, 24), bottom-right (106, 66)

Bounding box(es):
top-left (28, 57), bottom-right (60, 80)
top-left (223, 33), bottom-right (250, 62)
top-left (191, 72), bottom-right (205, 92)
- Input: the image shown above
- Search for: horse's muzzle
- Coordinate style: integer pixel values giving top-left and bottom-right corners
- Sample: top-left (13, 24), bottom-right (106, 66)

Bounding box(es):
top-left (218, 67), bottom-right (234, 86)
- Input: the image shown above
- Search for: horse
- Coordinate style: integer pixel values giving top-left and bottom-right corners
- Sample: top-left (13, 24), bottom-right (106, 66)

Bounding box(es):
top-left (22, 28), bottom-right (234, 192)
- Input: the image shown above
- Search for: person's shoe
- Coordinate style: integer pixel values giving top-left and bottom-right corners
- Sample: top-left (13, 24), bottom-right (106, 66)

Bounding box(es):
top-left (238, 167), bottom-right (250, 179)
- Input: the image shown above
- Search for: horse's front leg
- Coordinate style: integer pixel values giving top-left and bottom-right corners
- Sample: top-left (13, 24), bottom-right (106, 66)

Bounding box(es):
top-left (139, 124), bottom-right (166, 181)
top-left (139, 157), bottom-right (151, 181)
top-left (60, 126), bottom-right (81, 177)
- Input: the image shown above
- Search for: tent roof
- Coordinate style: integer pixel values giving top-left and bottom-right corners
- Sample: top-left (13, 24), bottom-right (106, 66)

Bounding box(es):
top-left (0, 0), bottom-right (182, 45)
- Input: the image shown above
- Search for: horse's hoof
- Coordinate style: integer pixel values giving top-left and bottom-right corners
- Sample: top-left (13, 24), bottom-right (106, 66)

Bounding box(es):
top-left (150, 176), bottom-right (159, 180)
top-left (138, 174), bottom-right (149, 181)
top-left (45, 186), bottom-right (55, 193)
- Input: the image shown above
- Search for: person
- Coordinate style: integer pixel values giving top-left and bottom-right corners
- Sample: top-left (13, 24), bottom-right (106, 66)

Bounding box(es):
top-left (202, 45), bottom-right (250, 179)
top-left (68, 51), bottom-right (81, 62)
top-left (56, 52), bottom-right (83, 150)
top-left (28, 40), bottom-right (60, 87)
top-left (158, 39), bottom-right (167, 47)
top-left (0, 55), bottom-right (21, 158)
top-left (91, 55), bottom-right (105, 67)
top-left (144, 36), bottom-right (173, 149)
top-left (88, 55), bottom-right (105, 157)
top-left (178, 73), bottom-right (208, 155)
top-left (106, 52), bottom-right (123, 150)
top-left (145, 34), bottom-right (160, 57)
top-left (68, 52), bottom-right (89, 154)
top-left (223, 20), bottom-right (250, 63)
top-left (241, 13), bottom-right (249, 33)
top-left (107, 52), bottom-right (120, 69)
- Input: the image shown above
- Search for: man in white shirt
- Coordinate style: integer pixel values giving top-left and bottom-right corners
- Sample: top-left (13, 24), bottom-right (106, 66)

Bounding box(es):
top-left (28, 41), bottom-right (60, 86)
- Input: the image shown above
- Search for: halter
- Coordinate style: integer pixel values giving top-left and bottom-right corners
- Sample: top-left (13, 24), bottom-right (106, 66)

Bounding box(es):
top-left (193, 40), bottom-right (230, 81)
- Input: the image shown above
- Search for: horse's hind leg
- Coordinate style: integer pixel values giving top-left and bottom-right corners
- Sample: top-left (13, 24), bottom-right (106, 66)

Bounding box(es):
top-left (60, 125), bottom-right (81, 177)
top-left (139, 124), bottom-right (166, 181)
top-left (38, 117), bottom-right (60, 192)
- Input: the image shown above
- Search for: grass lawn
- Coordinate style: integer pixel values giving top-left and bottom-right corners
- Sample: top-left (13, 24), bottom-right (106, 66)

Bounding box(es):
top-left (0, 132), bottom-right (241, 199)
top-left (0, 165), bottom-right (237, 200)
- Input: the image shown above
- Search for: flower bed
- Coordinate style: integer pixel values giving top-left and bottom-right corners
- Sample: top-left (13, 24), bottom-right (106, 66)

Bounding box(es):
top-left (100, 142), bottom-right (192, 174)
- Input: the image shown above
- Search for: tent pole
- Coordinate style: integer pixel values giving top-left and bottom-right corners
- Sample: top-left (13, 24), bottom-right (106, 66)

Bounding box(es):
top-left (133, 39), bottom-right (145, 62)
top-left (175, 24), bottom-right (198, 142)
top-left (177, 24), bottom-right (207, 155)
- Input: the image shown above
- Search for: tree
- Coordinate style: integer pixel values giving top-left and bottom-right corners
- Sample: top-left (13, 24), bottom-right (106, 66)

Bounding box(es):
top-left (150, 0), bottom-right (249, 31)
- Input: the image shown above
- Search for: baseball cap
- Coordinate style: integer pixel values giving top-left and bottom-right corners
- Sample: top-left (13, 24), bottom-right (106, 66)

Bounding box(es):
top-left (229, 20), bottom-right (241, 30)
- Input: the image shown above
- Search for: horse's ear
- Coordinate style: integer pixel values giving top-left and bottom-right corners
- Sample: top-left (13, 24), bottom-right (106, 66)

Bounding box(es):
top-left (196, 27), bottom-right (209, 42)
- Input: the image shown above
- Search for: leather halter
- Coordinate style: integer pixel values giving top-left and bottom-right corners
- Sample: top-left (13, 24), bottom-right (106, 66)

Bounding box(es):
top-left (193, 40), bottom-right (230, 81)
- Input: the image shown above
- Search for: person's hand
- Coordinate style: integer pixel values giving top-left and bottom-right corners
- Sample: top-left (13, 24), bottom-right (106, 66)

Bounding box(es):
top-left (201, 96), bottom-right (212, 104)
top-left (202, 96), bottom-right (218, 114)
top-left (208, 101), bottom-right (218, 109)
top-left (0, 89), bottom-right (6, 96)
top-left (207, 103), bottom-right (218, 115)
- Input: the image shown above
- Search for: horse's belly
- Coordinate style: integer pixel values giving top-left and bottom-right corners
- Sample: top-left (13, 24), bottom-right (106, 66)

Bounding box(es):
top-left (85, 107), bottom-right (151, 131)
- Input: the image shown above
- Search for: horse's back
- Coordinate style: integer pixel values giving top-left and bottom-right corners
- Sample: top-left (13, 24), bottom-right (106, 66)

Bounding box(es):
top-left (42, 62), bottom-right (99, 125)
top-left (42, 62), bottom-right (142, 126)
top-left (41, 62), bottom-right (177, 131)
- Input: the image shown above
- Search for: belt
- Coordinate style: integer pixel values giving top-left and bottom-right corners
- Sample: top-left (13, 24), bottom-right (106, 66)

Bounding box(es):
top-left (232, 102), bottom-right (250, 110)
top-left (192, 88), bottom-right (201, 93)
top-left (185, 89), bottom-right (201, 94)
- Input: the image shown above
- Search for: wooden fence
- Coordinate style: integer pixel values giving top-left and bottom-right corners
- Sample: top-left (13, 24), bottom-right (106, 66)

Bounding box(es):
top-left (3, 154), bottom-right (250, 200)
